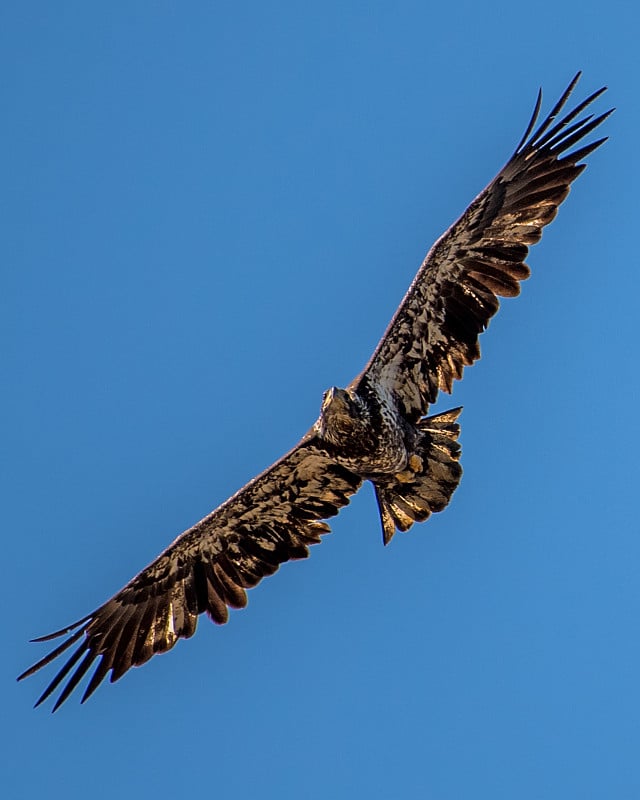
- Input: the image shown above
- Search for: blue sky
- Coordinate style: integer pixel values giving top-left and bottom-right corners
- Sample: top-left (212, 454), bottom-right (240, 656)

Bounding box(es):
top-left (3, 2), bottom-right (638, 798)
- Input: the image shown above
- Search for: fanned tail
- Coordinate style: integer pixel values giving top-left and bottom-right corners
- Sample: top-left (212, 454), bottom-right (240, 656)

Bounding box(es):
top-left (373, 408), bottom-right (463, 545)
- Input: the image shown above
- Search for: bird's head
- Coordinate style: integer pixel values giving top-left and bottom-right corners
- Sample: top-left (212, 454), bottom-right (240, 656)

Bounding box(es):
top-left (316, 386), bottom-right (368, 447)
top-left (321, 386), bottom-right (351, 414)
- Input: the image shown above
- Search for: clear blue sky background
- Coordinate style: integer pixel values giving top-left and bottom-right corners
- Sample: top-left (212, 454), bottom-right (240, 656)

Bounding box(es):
top-left (3, 3), bottom-right (638, 798)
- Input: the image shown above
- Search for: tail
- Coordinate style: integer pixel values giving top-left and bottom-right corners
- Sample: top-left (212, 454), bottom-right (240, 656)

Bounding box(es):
top-left (373, 407), bottom-right (463, 545)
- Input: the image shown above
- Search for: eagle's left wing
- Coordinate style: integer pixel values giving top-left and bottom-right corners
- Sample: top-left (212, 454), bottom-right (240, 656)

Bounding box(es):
top-left (18, 434), bottom-right (361, 711)
top-left (357, 74), bottom-right (611, 422)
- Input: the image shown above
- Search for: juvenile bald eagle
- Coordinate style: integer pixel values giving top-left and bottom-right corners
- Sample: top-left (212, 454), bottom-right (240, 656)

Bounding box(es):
top-left (19, 74), bottom-right (611, 710)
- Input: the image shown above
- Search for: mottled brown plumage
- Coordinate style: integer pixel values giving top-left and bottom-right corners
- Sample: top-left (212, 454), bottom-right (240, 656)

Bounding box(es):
top-left (19, 73), bottom-right (611, 710)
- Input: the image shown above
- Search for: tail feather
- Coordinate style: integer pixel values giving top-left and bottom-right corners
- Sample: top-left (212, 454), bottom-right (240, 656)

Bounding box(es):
top-left (374, 407), bottom-right (462, 545)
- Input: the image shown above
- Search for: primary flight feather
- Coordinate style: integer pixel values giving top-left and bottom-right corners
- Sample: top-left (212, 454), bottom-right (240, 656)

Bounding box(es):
top-left (19, 73), bottom-right (611, 710)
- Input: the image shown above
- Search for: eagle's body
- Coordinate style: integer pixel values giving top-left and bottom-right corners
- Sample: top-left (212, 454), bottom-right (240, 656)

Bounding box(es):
top-left (318, 382), bottom-right (409, 474)
top-left (19, 74), bottom-right (611, 711)
top-left (317, 381), bottom-right (463, 543)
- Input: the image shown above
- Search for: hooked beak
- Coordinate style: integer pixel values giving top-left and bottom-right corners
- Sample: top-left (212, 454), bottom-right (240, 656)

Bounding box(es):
top-left (322, 387), bottom-right (349, 414)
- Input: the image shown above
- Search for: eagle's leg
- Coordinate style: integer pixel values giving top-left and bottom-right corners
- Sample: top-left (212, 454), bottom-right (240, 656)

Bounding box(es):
top-left (394, 454), bottom-right (424, 484)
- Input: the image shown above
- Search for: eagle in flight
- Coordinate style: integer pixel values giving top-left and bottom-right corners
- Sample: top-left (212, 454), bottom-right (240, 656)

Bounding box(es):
top-left (20, 74), bottom-right (611, 710)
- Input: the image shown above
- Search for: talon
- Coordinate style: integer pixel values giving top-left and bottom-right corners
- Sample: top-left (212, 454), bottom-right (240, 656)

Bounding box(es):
top-left (409, 454), bottom-right (423, 473)
top-left (395, 469), bottom-right (415, 484)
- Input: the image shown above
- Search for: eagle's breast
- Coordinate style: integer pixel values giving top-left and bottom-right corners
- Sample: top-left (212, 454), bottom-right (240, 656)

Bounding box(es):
top-left (315, 379), bottom-right (408, 476)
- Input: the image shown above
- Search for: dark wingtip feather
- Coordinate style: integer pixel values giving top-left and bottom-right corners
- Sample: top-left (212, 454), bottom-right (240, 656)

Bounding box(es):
top-left (535, 86), bottom-right (609, 150)
top-left (564, 135), bottom-right (609, 164)
top-left (514, 72), bottom-right (611, 161)
top-left (32, 639), bottom-right (88, 708)
top-left (80, 657), bottom-right (112, 705)
top-left (549, 109), bottom-right (614, 156)
top-left (18, 626), bottom-right (88, 682)
top-left (511, 75), bottom-right (611, 174)
top-left (51, 651), bottom-right (98, 712)
top-left (29, 614), bottom-right (93, 643)
top-left (514, 87), bottom-right (543, 153)
top-left (522, 73), bottom-right (581, 150)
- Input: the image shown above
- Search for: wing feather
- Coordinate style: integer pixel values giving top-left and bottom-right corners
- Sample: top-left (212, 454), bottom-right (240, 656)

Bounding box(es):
top-left (18, 434), bottom-right (361, 709)
top-left (358, 73), bottom-right (612, 420)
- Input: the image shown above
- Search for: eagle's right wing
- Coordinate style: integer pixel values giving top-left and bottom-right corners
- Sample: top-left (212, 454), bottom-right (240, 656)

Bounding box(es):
top-left (18, 434), bottom-right (361, 711)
